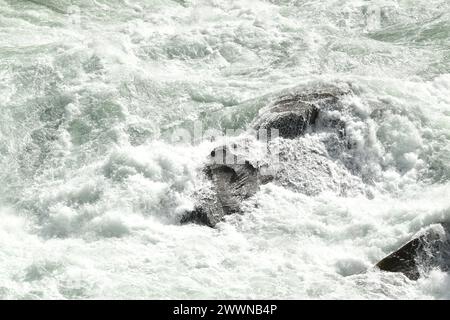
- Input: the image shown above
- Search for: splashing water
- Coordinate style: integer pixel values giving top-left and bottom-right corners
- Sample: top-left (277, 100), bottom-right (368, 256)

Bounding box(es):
top-left (1, 0), bottom-right (450, 299)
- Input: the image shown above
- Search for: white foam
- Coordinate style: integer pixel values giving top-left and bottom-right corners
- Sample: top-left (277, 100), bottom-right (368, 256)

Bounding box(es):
top-left (1, 0), bottom-right (450, 299)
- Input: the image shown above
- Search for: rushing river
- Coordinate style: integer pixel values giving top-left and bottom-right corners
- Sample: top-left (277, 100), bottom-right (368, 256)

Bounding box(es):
top-left (1, 0), bottom-right (450, 299)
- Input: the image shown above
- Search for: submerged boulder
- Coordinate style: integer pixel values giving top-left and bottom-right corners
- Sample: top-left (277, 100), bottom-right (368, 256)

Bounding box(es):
top-left (376, 223), bottom-right (450, 280)
top-left (251, 88), bottom-right (349, 139)
top-left (252, 98), bottom-right (319, 139)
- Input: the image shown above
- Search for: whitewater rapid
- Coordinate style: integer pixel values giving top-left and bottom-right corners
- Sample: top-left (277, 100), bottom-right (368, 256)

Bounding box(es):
top-left (1, 0), bottom-right (450, 299)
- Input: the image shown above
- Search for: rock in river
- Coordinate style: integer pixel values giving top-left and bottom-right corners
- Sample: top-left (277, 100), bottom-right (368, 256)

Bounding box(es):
top-left (181, 85), bottom-right (359, 227)
top-left (376, 223), bottom-right (450, 280)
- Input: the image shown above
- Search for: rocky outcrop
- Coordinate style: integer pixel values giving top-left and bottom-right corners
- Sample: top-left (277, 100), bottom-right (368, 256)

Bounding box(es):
top-left (376, 223), bottom-right (450, 280)
top-left (181, 85), bottom-right (357, 227)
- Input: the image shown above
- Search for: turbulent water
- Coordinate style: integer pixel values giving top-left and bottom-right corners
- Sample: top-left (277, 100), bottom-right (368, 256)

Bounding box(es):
top-left (1, 0), bottom-right (450, 299)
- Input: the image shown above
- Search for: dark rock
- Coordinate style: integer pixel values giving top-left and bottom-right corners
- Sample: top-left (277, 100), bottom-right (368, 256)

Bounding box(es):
top-left (181, 145), bottom-right (273, 227)
top-left (376, 223), bottom-right (450, 280)
top-left (253, 102), bottom-right (319, 139)
top-left (251, 89), bottom-right (348, 139)
top-left (181, 86), bottom-right (353, 227)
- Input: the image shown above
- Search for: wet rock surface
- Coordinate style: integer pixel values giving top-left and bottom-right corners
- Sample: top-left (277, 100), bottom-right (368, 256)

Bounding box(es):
top-left (251, 89), bottom-right (348, 139)
top-left (180, 145), bottom-right (274, 227)
top-left (181, 86), bottom-right (360, 227)
top-left (376, 223), bottom-right (450, 280)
